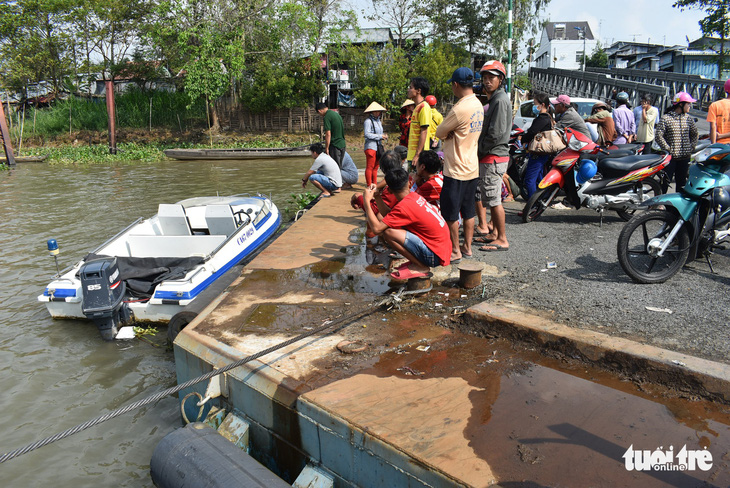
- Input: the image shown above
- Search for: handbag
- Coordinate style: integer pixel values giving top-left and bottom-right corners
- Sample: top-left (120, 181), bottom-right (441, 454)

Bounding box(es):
top-left (527, 128), bottom-right (566, 154)
top-left (376, 140), bottom-right (385, 161)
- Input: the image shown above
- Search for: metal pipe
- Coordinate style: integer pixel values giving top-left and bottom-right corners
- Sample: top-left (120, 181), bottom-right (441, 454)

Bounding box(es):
top-left (105, 80), bottom-right (117, 155)
top-left (0, 99), bottom-right (16, 165)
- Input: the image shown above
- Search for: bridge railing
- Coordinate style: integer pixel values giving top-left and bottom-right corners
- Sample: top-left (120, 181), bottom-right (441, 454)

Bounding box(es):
top-left (529, 67), bottom-right (669, 110)
top-left (586, 67), bottom-right (725, 112)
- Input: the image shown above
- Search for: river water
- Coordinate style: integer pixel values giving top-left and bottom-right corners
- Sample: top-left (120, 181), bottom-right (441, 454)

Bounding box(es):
top-left (0, 154), bottom-right (347, 487)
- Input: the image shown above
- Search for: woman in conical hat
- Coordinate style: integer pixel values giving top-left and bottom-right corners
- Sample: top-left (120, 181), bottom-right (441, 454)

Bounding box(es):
top-left (363, 102), bottom-right (388, 185)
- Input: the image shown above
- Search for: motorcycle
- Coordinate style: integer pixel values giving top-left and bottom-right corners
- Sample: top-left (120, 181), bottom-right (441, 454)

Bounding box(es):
top-left (511, 132), bottom-right (645, 203)
top-left (521, 128), bottom-right (670, 223)
top-left (616, 143), bottom-right (730, 284)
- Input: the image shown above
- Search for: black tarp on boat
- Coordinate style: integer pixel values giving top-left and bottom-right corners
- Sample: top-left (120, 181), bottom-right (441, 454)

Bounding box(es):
top-left (84, 254), bottom-right (205, 297)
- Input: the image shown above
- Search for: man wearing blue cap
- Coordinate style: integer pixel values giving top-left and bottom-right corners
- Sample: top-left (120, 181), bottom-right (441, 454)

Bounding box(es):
top-left (435, 67), bottom-right (484, 262)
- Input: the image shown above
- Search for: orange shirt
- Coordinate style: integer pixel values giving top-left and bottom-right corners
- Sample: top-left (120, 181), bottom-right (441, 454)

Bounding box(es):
top-left (707, 98), bottom-right (730, 144)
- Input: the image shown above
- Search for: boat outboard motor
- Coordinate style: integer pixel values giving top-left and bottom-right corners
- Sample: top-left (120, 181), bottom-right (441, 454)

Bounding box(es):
top-left (79, 257), bottom-right (131, 340)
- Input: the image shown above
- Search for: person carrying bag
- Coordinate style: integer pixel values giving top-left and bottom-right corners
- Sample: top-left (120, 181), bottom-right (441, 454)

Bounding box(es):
top-left (363, 101), bottom-right (388, 186)
top-left (521, 92), bottom-right (558, 198)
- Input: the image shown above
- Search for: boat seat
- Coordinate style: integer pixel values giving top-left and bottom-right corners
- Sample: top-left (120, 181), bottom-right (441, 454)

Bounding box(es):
top-left (127, 235), bottom-right (226, 258)
top-left (205, 205), bottom-right (237, 236)
top-left (157, 204), bottom-right (192, 236)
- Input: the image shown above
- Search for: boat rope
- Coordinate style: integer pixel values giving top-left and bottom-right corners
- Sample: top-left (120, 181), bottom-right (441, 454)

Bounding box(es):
top-left (0, 286), bottom-right (424, 465)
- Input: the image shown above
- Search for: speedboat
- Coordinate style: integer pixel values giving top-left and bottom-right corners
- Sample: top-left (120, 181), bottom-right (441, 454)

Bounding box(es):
top-left (38, 194), bottom-right (280, 340)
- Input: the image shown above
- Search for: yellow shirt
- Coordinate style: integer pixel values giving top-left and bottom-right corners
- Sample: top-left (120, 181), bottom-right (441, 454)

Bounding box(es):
top-left (407, 101), bottom-right (432, 160)
top-left (707, 98), bottom-right (730, 144)
top-left (428, 108), bottom-right (443, 145)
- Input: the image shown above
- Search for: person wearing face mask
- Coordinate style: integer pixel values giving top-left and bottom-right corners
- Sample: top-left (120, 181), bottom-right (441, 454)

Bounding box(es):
top-left (654, 92), bottom-right (698, 192)
top-left (520, 92), bottom-right (554, 199)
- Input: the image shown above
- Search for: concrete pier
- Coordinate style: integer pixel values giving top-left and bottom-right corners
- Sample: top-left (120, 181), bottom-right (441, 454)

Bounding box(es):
top-left (173, 186), bottom-right (730, 487)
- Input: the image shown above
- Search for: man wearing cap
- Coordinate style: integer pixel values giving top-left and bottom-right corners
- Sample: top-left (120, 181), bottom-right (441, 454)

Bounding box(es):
top-left (553, 94), bottom-right (591, 139)
top-left (475, 60), bottom-right (511, 252)
top-left (406, 77), bottom-right (433, 169)
top-left (707, 79), bottom-right (730, 144)
top-left (655, 92), bottom-right (698, 192)
top-left (363, 101), bottom-right (388, 186)
top-left (435, 67), bottom-right (484, 261)
top-left (316, 102), bottom-right (346, 169)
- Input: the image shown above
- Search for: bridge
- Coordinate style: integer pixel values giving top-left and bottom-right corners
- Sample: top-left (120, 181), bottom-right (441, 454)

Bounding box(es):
top-left (529, 66), bottom-right (726, 113)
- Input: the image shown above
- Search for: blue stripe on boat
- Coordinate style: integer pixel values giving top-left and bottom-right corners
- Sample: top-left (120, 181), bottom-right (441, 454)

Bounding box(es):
top-left (153, 213), bottom-right (280, 301)
top-left (43, 288), bottom-right (77, 298)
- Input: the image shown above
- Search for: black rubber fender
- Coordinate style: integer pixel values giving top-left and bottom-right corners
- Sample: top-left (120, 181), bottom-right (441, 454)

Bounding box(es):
top-left (150, 422), bottom-right (290, 488)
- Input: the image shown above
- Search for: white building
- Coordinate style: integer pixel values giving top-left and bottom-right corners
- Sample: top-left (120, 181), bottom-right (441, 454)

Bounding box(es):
top-left (534, 21), bottom-right (597, 70)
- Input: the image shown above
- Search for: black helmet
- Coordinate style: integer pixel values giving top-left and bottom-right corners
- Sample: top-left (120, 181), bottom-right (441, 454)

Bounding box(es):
top-left (616, 91), bottom-right (629, 103)
top-left (712, 187), bottom-right (730, 212)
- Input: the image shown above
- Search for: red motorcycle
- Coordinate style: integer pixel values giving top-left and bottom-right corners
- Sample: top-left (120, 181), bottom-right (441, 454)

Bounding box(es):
top-left (522, 128), bottom-right (671, 223)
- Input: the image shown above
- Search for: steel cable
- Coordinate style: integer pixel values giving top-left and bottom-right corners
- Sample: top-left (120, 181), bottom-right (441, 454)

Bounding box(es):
top-left (0, 300), bottom-right (389, 465)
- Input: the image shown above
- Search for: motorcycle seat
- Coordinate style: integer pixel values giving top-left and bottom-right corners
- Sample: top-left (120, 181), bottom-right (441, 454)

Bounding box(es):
top-left (581, 150), bottom-right (633, 163)
top-left (608, 143), bottom-right (642, 152)
top-left (598, 154), bottom-right (665, 174)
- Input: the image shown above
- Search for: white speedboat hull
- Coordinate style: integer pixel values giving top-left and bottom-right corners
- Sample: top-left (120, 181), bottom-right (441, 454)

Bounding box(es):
top-left (38, 194), bottom-right (280, 339)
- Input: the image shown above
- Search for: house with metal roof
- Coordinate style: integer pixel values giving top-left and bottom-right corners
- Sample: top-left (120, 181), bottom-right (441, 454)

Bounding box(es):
top-left (534, 21), bottom-right (597, 70)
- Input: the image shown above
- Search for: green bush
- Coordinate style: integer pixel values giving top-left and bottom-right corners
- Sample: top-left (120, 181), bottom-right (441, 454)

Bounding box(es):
top-left (17, 88), bottom-right (206, 136)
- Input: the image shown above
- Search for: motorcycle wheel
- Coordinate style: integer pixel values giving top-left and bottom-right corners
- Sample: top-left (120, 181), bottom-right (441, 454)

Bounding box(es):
top-left (522, 184), bottom-right (559, 223)
top-left (616, 209), bottom-right (690, 284)
top-left (616, 177), bottom-right (663, 221)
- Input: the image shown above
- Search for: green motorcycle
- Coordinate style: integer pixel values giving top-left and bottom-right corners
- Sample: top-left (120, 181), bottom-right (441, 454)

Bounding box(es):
top-left (617, 144), bottom-right (730, 284)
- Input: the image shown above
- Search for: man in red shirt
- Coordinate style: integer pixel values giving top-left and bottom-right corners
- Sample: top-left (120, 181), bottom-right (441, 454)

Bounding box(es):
top-left (363, 168), bottom-right (451, 280)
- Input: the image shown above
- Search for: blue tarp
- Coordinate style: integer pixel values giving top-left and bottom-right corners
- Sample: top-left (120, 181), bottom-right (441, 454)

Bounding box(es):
top-left (338, 91), bottom-right (355, 107)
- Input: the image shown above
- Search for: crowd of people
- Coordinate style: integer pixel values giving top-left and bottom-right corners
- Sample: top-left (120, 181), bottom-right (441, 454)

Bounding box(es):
top-left (301, 70), bottom-right (730, 282)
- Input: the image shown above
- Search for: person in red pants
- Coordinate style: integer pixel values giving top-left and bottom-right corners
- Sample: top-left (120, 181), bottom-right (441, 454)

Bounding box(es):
top-left (363, 101), bottom-right (388, 186)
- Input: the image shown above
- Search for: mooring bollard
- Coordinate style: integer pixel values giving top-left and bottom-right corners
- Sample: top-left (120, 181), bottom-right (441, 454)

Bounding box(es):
top-left (406, 275), bottom-right (432, 292)
top-left (457, 262), bottom-right (483, 289)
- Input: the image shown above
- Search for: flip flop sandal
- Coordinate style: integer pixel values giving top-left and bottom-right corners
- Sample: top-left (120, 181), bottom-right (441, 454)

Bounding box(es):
top-left (390, 267), bottom-right (429, 280)
top-left (479, 244), bottom-right (509, 252)
top-left (473, 236), bottom-right (495, 244)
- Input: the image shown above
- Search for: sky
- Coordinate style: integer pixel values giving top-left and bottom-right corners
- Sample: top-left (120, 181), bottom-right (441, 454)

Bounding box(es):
top-left (348, 0), bottom-right (709, 49)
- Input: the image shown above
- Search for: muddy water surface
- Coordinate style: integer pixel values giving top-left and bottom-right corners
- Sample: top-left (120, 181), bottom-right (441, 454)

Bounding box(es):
top-left (0, 154), bottom-right (335, 487)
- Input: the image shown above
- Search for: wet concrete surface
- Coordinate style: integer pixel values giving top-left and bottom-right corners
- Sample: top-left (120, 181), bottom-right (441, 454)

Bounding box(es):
top-left (180, 184), bottom-right (730, 487)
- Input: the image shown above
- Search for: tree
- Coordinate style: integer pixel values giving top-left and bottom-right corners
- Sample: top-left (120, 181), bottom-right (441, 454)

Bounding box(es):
top-left (70, 0), bottom-right (153, 81)
top-left (673, 0), bottom-right (730, 78)
top-left (0, 0), bottom-right (74, 93)
top-left (368, 0), bottom-right (424, 48)
top-left (411, 40), bottom-right (470, 102)
top-left (332, 43), bottom-right (409, 110)
top-left (585, 42), bottom-right (608, 68)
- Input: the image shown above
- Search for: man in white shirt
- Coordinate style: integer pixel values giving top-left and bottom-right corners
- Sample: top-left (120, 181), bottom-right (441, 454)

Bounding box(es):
top-left (302, 143), bottom-right (342, 197)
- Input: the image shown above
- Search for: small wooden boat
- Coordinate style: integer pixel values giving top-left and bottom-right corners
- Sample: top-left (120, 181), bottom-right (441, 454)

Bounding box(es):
top-left (164, 146), bottom-right (310, 161)
top-left (0, 154), bottom-right (49, 164)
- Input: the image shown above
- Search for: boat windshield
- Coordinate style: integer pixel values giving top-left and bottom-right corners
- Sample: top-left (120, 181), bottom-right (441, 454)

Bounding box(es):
top-left (252, 199), bottom-right (271, 227)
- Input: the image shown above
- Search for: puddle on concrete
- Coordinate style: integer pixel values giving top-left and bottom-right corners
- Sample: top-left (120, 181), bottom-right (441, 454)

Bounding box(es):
top-left (358, 330), bottom-right (730, 487)
top-left (291, 238), bottom-right (395, 295)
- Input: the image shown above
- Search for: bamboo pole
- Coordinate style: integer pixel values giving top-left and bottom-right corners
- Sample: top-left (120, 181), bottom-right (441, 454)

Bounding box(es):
top-left (18, 104), bottom-right (25, 155)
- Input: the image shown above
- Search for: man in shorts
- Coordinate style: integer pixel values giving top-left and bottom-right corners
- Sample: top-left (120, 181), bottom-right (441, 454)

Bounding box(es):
top-left (301, 142), bottom-right (342, 197)
top-left (475, 60), bottom-right (511, 252)
top-left (435, 67), bottom-right (484, 262)
top-left (362, 168), bottom-right (451, 279)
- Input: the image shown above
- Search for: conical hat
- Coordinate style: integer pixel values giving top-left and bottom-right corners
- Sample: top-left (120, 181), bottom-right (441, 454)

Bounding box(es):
top-left (400, 99), bottom-right (415, 108)
top-left (364, 101), bottom-right (387, 113)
